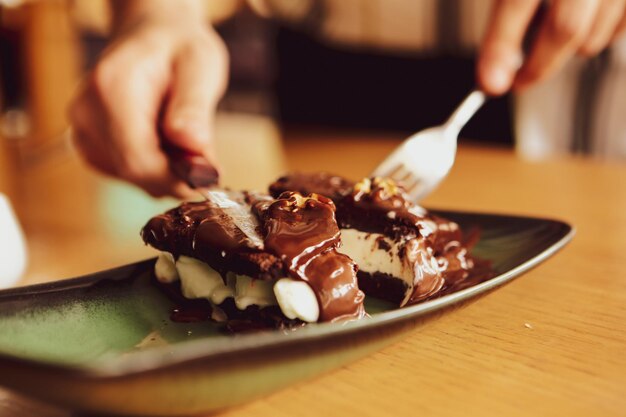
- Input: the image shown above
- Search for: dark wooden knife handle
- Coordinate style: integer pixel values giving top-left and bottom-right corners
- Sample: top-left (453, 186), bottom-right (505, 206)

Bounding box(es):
top-left (163, 144), bottom-right (219, 189)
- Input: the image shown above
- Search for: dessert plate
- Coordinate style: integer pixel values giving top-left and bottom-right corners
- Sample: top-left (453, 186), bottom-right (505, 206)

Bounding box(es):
top-left (0, 210), bottom-right (573, 416)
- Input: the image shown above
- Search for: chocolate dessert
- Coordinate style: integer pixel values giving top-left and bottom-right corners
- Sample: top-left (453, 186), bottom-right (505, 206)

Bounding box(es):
top-left (141, 190), bottom-right (365, 329)
top-left (142, 173), bottom-right (490, 330)
top-left (270, 173), bottom-right (490, 306)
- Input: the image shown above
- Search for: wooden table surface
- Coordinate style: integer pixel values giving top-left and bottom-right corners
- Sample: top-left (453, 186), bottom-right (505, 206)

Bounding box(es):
top-left (2, 116), bottom-right (625, 416)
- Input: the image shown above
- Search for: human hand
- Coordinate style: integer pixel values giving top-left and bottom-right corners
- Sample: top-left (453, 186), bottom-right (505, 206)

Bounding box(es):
top-left (478, 0), bottom-right (626, 96)
top-left (70, 1), bottom-right (228, 197)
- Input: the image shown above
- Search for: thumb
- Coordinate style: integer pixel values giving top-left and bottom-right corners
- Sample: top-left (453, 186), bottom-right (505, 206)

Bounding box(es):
top-left (477, 0), bottom-right (539, 95)
top-left (162, 43), bottom-right (227, 162)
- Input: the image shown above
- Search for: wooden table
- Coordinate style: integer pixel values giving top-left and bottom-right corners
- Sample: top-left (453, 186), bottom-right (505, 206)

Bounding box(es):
top-left (2, 117), bottom-right (625, 416)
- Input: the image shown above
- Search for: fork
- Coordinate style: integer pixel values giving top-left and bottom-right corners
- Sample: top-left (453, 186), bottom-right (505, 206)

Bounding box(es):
top-left (371, 89), bottom-right (487, 202)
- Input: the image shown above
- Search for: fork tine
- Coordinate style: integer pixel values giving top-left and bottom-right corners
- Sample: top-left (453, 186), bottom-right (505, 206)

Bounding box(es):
top-left (370, 90), bottom-right (485, 202)
top-left (380, 164), bottom-right (404, 180)
top-left (391, 166), bottom-right (409, 183)
top-left (379, 164), bottom-right (424, 200)
top-left (386, 164), bottom-right (412, 186)
top-left (404, 178), bottom-right (421, 193)
top-left (398, 170), bottom-right (413, 183)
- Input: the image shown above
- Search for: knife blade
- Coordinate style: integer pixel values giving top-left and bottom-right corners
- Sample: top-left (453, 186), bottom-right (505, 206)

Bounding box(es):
top-left (165, 145), bottom-right (264, 249)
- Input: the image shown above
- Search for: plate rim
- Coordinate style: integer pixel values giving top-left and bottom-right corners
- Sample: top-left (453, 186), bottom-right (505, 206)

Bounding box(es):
top-left (0, 210), bottom-right (575, 379)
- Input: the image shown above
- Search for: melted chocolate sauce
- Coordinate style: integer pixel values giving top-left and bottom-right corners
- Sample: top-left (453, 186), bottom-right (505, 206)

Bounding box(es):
top-left (270, 172), bottom-right (355, 201)
top-left (154, 280), bottom-right (214, 323)
top-left (141, 197), bottom-right (283, 279)
top-left (171, 303), bottom-right (213, 323)
top-left (256, 192), bottom-right (365, 321)
top-left (402, 238), bottom-right (445, 303)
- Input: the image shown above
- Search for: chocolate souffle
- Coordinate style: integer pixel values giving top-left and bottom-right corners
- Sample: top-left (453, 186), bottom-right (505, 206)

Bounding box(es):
top-left (141, 173), bottom-right (491, 330)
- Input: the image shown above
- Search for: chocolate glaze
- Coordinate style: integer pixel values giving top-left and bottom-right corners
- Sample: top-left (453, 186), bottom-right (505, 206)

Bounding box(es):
top-left (401, 237), bottom-right (445, 303)
top-left (269, 174), bottom-right (493, 306)
top-left (254, 192), bottom-right (365, 322)
top-left (141, 196), bottom-right (283, 280)
top-left (270, 172), bottom-right (355, 201)
top-left (142, 190), bottom-right (366, 323)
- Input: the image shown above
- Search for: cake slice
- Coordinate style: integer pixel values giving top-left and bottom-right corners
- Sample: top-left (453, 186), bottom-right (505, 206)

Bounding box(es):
top-left (141, 190), bottom-right (365, 329)
top-left (270, 173), bottom-right (487, 306)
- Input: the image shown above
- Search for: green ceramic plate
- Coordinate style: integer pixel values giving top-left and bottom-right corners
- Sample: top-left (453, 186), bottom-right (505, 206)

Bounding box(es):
top-left (0, 210), bottom-right (573, 416)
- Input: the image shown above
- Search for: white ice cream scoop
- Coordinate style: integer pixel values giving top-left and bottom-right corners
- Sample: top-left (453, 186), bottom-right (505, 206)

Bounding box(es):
top-left (0, 193), bottom-right (27, 288)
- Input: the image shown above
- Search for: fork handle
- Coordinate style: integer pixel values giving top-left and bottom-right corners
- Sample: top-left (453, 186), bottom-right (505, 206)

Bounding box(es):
top-left (444, 90), bottom-right (487, 136)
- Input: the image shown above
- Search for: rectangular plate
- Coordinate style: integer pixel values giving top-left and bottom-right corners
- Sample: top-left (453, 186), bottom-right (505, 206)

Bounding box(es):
top-left (0, 210), bottom-right (573, 416)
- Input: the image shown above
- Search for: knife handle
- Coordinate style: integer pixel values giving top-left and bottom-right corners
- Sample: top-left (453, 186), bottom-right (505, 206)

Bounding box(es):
top-left (163, 144), bottom-right (219, 189)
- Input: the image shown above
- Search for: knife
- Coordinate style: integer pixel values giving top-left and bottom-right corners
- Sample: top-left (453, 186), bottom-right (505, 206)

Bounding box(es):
top-left (165, 144), bottom-right (264, 249)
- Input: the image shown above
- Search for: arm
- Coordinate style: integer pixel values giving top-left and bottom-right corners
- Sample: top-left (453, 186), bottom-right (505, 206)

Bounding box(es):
top-left (70, 0), bottom-right (228, 197)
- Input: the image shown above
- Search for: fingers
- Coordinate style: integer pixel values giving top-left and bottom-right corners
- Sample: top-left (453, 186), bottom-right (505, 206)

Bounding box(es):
top-left (515, 0), bottom-right (600, 89)
top-left (611, 4), bottom-right (626, 40)
top-left (70, 50), bottom-right (193, 198)
top-left (477, 0), bottom-right (541, 95)
top-left (479, 0), bottom-right (626, 94)
top-left (579, 0), bottom-right (626, 55)
top-left (68, 19), bottom-right (230, 199)
top-left (69, 88), bottom-right (117, 178)
top-left (162, 32), bottom-right (228, 166)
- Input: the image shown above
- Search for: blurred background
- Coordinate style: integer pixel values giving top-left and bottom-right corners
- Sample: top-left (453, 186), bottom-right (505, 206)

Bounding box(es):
top-left (1, 0), bottom-right (625, 285)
